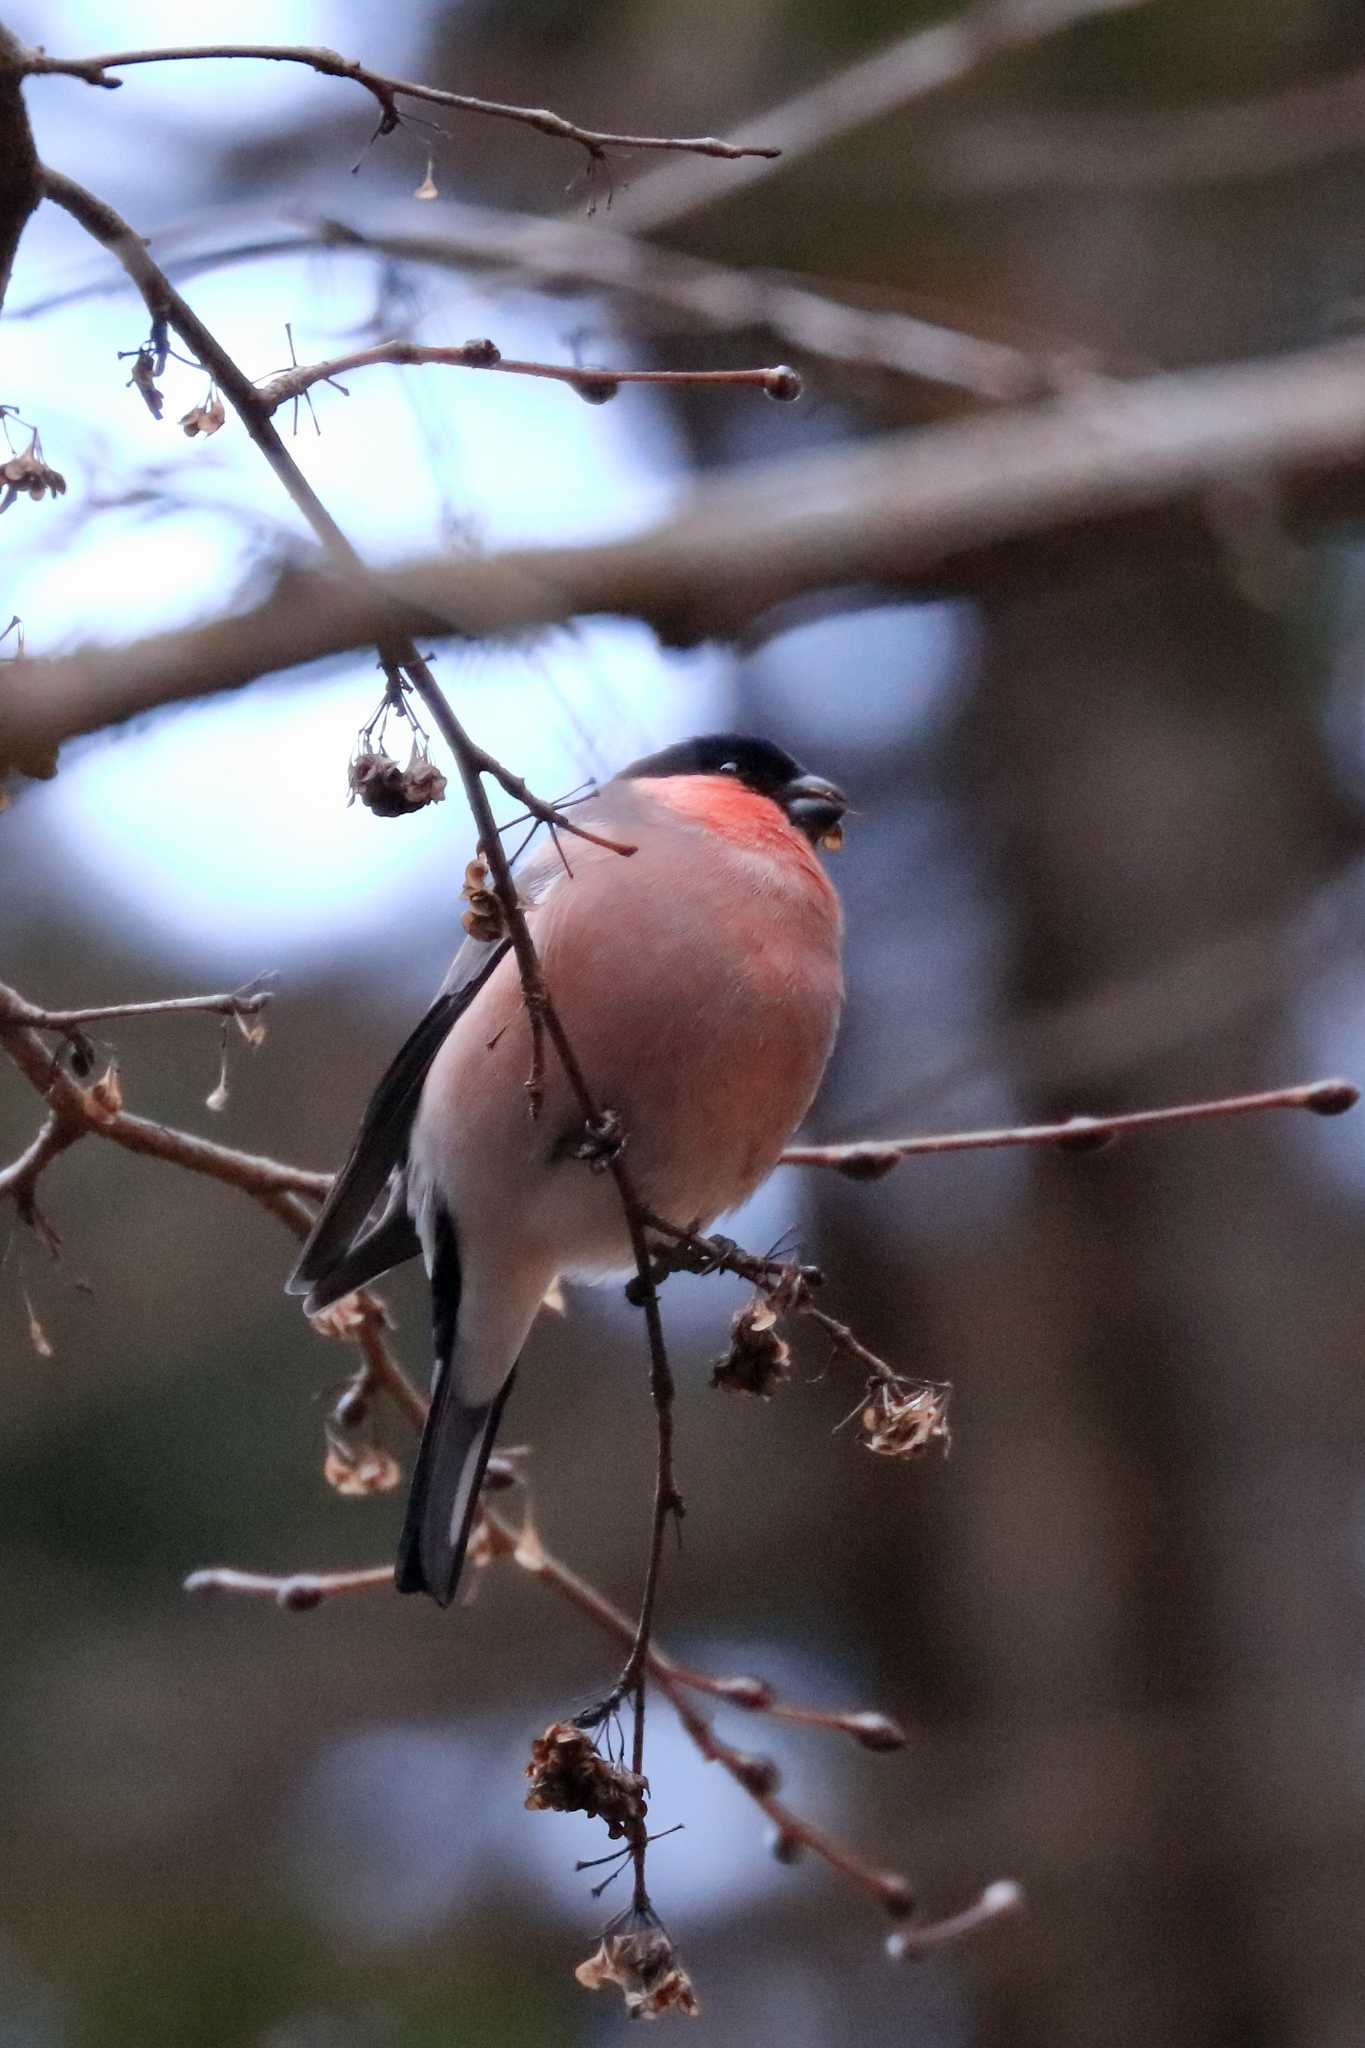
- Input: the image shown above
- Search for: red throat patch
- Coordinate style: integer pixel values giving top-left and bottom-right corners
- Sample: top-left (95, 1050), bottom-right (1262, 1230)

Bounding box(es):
top-left (638, 774), bottom-right (835, 893)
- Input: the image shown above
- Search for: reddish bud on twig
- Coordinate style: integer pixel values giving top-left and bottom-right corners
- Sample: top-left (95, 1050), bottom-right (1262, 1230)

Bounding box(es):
top-left (709, 1674), bottom-right (774, 1711)
top-left (1305, 1079), bottom-right (1359, 1115)
top-left (838, 1710), bottom-right (909, 1752)
top-left (730, 1749), bottom-right (781, 1797)
top-left (886, 1879), bottom-right (1025, 1956)
top-left (763, 365), bottom-right (803, 402)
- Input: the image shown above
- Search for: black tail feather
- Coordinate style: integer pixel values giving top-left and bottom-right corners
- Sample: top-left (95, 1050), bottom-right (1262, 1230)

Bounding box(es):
top-left (395, 1365), bottom-right (516, 1605)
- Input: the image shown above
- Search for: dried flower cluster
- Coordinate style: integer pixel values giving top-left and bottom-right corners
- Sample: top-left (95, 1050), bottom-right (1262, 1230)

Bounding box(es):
top-left (1, 443), bottom-right (66, 514)
top-left (322, 1434), bottom-right (402, 1497)
top-left (179, 391), bottom-right (226, 439)
top-left (711, 1291), bottom-right (793, 1398)
top-left (524, 1721), bottom-right (648, 1841)
top-left (461, 854), bottom-right (508, 942)
top-left (575, 1908), bottom-right (699, 2020)
top-left (347, 741), bottom-right (448, 817)
top-left (858, 1375), bottom-right (953, 1459)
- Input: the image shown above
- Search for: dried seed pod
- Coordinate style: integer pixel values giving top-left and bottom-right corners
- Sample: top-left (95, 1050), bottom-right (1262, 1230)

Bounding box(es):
top-left (180, 392), bottom-right (226, 438)
top-left (128, 349), bottom-right (164, 420)
top-left (859, 1376), bottom-right (952, 1460)
top-left (323, 1442), bottom-right (402, 1496)
top-left (575, 1907), bottom-right (699, 2020)
top-left (711, 1294), bottom-right (792, 1398)
top-left (0, 445), bottom-right (67, 514)
top-left (348, 741), bottom-right (447, 817)
top-left (524, 1721), bottom-right (647, 1840)
top-left (461, 854), bottom-right (506, 941)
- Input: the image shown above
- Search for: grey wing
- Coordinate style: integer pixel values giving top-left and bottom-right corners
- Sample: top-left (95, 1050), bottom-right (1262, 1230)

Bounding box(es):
top-left (286, 937), bottom-right (511, 1314)
top-left (285, 827), bottom-right (586, 1316)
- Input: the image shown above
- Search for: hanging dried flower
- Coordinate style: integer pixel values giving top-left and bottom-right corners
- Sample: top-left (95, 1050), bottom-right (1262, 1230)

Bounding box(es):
top-left (0, 443), bottom-right (67, 514)
top-left (524, 1721), bottom-right (647, 1841)
top-left (858, 1376), bottom-right (952, 1459)
top-left (711, 1293), bottom-right (792, 1398)
top-left (575, 1907), bottom-right (699, 2020)
top-left (461, 854), bottom-right (507, 941)
top-left (348, 741), bottom-right (447, 817)
top-left (128, 349), bottom-right (164, 420)
top-left (323, 1439), bottom-right (403, 1496)
top-left (180, 391), bottom-right (226, 438)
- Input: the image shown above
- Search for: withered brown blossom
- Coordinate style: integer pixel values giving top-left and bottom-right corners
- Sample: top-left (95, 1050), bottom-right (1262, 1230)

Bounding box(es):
top-left (128, 348), bottom-right (164, 419)
top-left (710, 1292), bottom-right (792, 1398)
top-left (859, 1375), bottom-right (952, 1459)
top-left (322, 1438), bottom-right (402, 1496)
top-left (347, 742), bottom-right (447, 817)
top-left (575, 1907), bottom-right (700, 2020)
top-left (524, 1721), bottom-right (647, 1841)
top-left (0, 445), bottom-right (67, 514)
top-left (179, 392), bottom-right (226, 438)
top-left (461, 854), bottom-right (507, 942)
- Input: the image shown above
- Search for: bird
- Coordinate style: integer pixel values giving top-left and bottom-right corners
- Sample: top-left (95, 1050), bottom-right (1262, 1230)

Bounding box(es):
top-left (287, 733), bottom-right (848, 1606)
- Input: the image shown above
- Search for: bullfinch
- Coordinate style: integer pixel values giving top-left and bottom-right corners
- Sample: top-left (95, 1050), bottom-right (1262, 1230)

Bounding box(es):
top-left (287, 734), bottom-right (847, 1605)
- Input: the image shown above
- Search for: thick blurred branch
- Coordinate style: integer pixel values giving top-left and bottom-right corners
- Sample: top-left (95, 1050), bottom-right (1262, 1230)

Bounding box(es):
top-left (927, 66), bottom-right (1365, 194)
top-left (601, 0), bottom-right (1155, 234)
top-left (12, 332), bottom-right (1365, 773)
top-left (0, 25), bottom-right (38, 314)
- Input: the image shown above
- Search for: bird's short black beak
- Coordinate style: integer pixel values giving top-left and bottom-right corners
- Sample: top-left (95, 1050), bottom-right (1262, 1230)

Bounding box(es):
top-left (782, 772), bottom-right (848, 846)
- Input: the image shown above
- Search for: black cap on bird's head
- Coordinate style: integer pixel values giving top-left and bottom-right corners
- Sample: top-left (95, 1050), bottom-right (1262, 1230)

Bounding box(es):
top-left (622, 732), bottom-right (848, 847)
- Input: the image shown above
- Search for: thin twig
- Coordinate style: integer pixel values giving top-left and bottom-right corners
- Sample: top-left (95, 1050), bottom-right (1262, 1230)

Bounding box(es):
top-left (255, 339), bottom-right (801, 412)
top-left (6, 985), bottom-right (274, 1033)
top-left (13, 213), bottom-right (1060, 404)
top-left (780, 1078), bottom-right (1362, 1178)
top-left (20, 329), bottom-right (1365, 769)
top-left (16, 40), bottom-right (780, 167)
top-left (185, 1564), bottom-right (394, 1609)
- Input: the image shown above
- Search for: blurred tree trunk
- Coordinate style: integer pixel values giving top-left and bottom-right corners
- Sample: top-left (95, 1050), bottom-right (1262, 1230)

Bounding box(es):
top-left (944, 529), bottom-right (1364, 2046)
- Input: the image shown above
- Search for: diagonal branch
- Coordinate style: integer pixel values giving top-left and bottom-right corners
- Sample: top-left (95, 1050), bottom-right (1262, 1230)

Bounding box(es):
top-left (593, 0), bottom-right (1155, 234)
top-left (33, 161), bottom-right (694, 1916)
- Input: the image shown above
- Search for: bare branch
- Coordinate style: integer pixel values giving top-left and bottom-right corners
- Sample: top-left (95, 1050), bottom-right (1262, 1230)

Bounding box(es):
top-left (15, 212), bottom-right (1059, 404)
top-left (255, 337), bottom-right (801, 414)
top-left (15, 39), bottom-right (780, 168)
top-left (781, 1079), bottom-right (1362, 1178)
top-left (185, 1564), bottom-right (393, 1609)
top-left (13, 330), bottom-right (1365, 775)
top-left (7, 983), bottom-right (273, 1033)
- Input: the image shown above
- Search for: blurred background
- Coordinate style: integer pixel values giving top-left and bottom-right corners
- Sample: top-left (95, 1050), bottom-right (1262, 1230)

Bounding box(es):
top-left (5, 0), bottom-right (1365, 2041)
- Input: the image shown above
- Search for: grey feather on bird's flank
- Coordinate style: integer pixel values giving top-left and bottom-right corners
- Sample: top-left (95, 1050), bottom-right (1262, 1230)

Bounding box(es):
top-left (286, 938), bottom-right (510, 1307)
